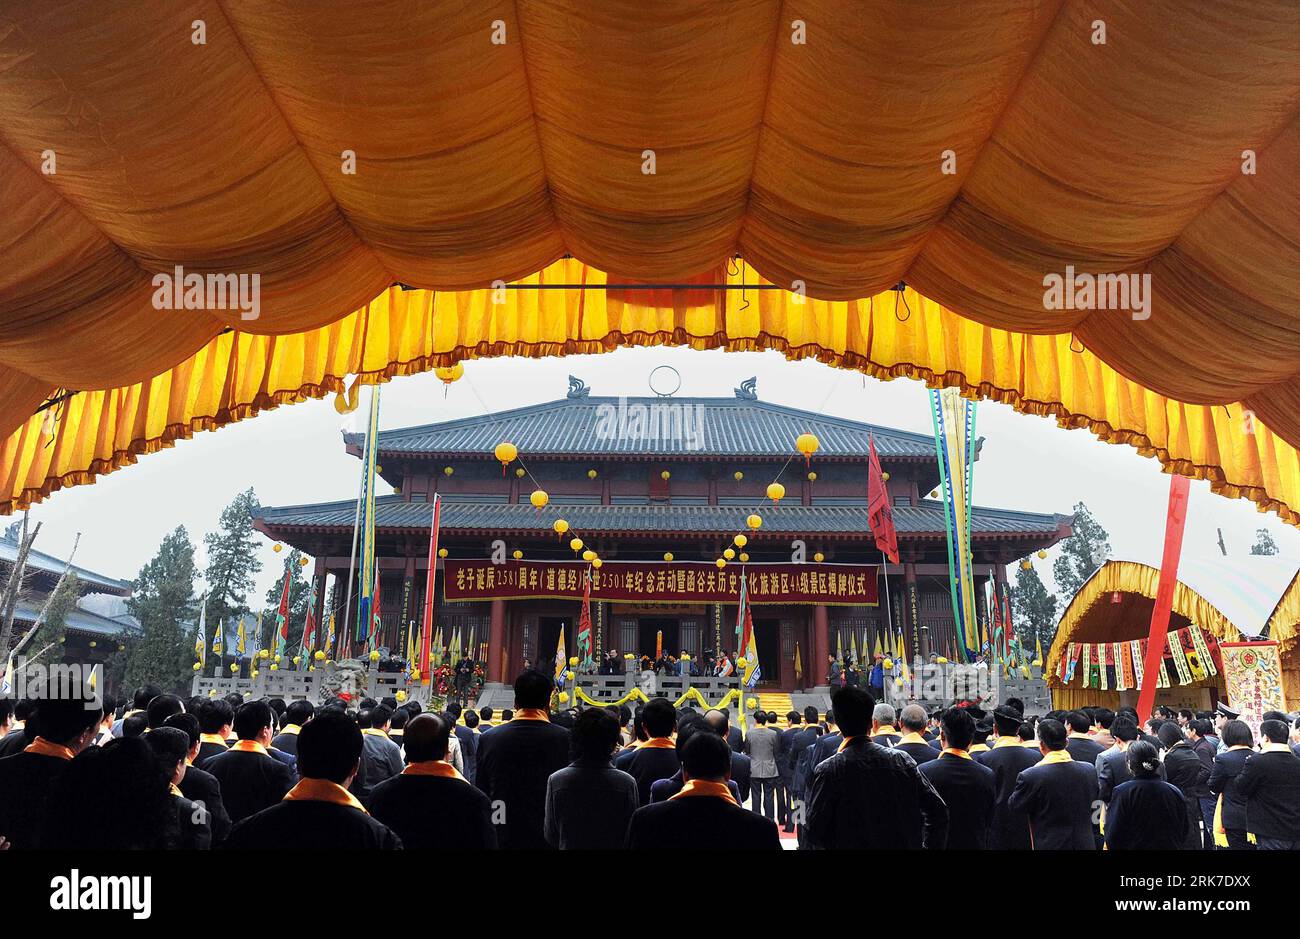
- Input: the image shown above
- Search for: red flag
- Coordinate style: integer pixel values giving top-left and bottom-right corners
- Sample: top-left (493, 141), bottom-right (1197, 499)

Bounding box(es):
top-left (1137, 475), bottom-right (1191, 722)
top-left (867, 435), bottom-right (899, 564)
top-left (274, 563), bottom-right (291, 657)
top-left (419, 494), bottom-right (442, 679)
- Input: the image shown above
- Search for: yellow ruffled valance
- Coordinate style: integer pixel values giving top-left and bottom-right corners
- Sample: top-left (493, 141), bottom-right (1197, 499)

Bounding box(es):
top-left (5, 261), bottom-right (1300, 524)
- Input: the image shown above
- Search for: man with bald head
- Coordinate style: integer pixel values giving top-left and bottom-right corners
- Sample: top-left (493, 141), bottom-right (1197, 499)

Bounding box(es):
top-left (368, 713), bottom-right (497, 850)
top-left (704, 709), bottom-right (752, 805)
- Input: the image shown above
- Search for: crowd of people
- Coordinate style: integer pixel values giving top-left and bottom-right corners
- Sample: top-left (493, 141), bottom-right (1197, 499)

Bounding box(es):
top-left (1, 676), bottom-right (1298, 851)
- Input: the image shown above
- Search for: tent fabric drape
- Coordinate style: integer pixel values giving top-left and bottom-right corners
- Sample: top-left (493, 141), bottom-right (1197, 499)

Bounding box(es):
top-left (5, 267), bottom-right (1300, 522)
top-left (1, 2), bottom-right (1299, 514)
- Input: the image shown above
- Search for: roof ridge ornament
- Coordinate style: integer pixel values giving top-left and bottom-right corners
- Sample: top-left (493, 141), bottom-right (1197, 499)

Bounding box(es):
top-left (648, 365), bottom-right (681, 397)
top-left (566, 375), bottom-right (590, 398)
top-left (734, 376), bottom-right (757, 400)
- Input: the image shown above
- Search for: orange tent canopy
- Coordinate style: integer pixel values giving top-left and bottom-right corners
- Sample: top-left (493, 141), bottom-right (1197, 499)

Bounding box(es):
top-left (1, 2), bottom-right (1298, 516)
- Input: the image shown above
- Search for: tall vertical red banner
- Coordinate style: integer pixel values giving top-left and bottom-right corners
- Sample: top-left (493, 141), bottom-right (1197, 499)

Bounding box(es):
top-left (1136, 475), bottom-right (1191, 722)
top-left (418, 493), bottom-right (442, 680)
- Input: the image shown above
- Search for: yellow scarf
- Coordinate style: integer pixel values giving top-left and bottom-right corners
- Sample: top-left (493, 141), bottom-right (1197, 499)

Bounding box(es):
top-left (941, 748), bottom-right (973, 760)
top-left (361, 728), bottom-right (390, 738)
top-left (200, 733), bottom-right (229, 747)
top-left (1039, 749), bottom-right (1074, 765)
top-left (23, 737), bottom-right (75, 760)
top-left (837, 734), bottom-right (869, 753)
top-left (283, 778), bottom-right (368, 812)
top-left (402, 760), bottom-right (467, 782)
top-left (230, 740), bottom-right (268, 755)
top-left (969, 743), bottom-right (990, 753)
top-left (640, 736), bottom-right (675, 750)
top-left (514, 708), bottom-right (550, 722)
top-left (277, 724), bottom-right (301, 736)
top-left (669, 779), bottom-right (739, 806)
top-left (169, 782), bottom-right (184, 798)
top-left (993, 736), bottom-right (1021, 749)
top-left (897, 732), bottom-right (928, 746)
top-left (872, 725), bottom-right (898, 738)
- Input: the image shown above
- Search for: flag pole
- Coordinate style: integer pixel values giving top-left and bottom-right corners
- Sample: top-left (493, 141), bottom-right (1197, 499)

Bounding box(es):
top-left (880, 550), bottom-right (894, 703)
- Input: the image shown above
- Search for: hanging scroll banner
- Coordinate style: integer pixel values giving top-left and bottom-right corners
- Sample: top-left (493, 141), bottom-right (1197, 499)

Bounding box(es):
top-left (1219, 641), bottom-right (1287, 740)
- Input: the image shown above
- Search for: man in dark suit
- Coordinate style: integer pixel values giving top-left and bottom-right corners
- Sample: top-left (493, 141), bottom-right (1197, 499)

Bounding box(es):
top-left (1065, 711), bottom-right (1106, 764)
top-left (788, 706), bottom-right (823, 823)
top-left (145, 727), bottom-right (213, 849)
top-left (623, 697), bottom-right (682, 806)
top-left (704, 708), bottom-right (751, 804)
top-left (110, 685), bottom-right (159, 738)
top-left (721, 707), bottom-right (743, 753)
top-left (0, 698), bottom-right (33, 758)
top-left (204, 700), bottom-right (295, 824)
top-left (271, 699), bottom-right (313, 756)
top-left (919, 706), bottom-right (996, 849)
top-left (980, 704), bottom-right (1041, 850)
top-left (224, 709), bottom-right (401, 849)
top-left (777, 710), bottom-right (800, 832)
top-left (808, 709), bottom-right (843, 770)
top-left (1008, 718), bottom-right (1100, 850)
top-left (1235, 719), bottom-right (1300, 850)
top-left (370, 713), bottom-right (496, 849)
top-left (195, 698), bottom-right (234, 768)
top-left (474, 669), bottom-right (571, 849)
top-left (627, 730), bottom-right (780, 850)
top-left (445, 701), bottom-right (478, 784)
top-left (805, 687), bottom-right (948, 850)
top-left (896, 704), bottom-right (939, 766)
top-left (0, 688), bottom-right (102, 849)
top-left (1097, 716), bottom-right (1163, 807)
top-left (164, 712), bottom-right (232, 844)
top-left (870, 703), bottom-right (902, 747)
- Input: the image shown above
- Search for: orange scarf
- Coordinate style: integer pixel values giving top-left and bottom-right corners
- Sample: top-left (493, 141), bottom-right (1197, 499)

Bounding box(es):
top-left (514, 708), bottom-right (550, 722)
top-left (837, 735), bottom-right (868, 753)
top-left (1039, 749), bottom-right (1074, 765)
top-left (230, 740), bottom-right (268, 755)
top-left (200, 733), bottom-right (229, 747)
top-left (640, 737), bottom-right (675, 749)
top-left (169, 782), bottom-right (184, 798)
top-left (403, 760), bottom-right (467, 782)
top-left (283, 778), bottom-right (367, 812)
top-left (872, 725), bottom-right (898, 738)
top-left (941, 748), bottom-right (973, 760)
top-left (23, 737), bottom-right (75, 760)
top-left (277, 724), bottom-right (301, 736)
top-left (969, 743), bottom-right (989, 754)
top-left (897, 732), bottom-right (928, 746)
top-left (993, 736), bottom-right (1021, 749)
top-left (669, 779), bottom-right (739, 806)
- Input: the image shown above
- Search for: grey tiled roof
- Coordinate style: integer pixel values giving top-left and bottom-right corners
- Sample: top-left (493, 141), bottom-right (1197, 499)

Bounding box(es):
top-left (256, 496), bottom-right (1067, 536)
top-left (343, 396), bottom-right (937, 459)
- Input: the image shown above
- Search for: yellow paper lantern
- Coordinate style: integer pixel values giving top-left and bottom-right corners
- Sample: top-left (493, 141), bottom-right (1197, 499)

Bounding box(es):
top-left (592, 558), bottom-right (603, 569)
top-left (438, 547), bottom-right (449, 558)
top-left (723, 548), bottom-right (735, 560)
top-left (733, 471), bottom-right (744, 481)
top-left (435, 362), bottom-right (464, 384)
top-left (443, 465), bottom-right (454, 476)
top-left (553, 518), bottom-right (570, 536)
top-left (530, 489), bottom-right (549, 510)
top-left (814, 551), bottom-right (825, 562)
top-left (733, 534), bottom-right (747, 548)
top-left (1037, 549), bottom-right (1048, 559)
top-left (1021, 559), bottom-right (1032, 570)
top-left (716, 558), bottom-right (726, 568)
top-left (881, 471), bottom-right (890, 482)
top-left (299, 556), bottom-right (310, 567)
top-left (515, 467), bottom-right (526, 478)
top-left (663, 552), bottom-right (674, 562)
top-left (930, 490), bottom-right (939, 498)
top-left (513, 549), bottom-right (523, 560)
top-left (747, 514), bottom-right (762, 530)
top-left (807, 471), bottom-right (817, 481)
top-left (660, 470), bottom-right (671, 481)
top-left (273, 543), bottom-right (282, 553)
top-left (494, 441), bottom-right (518, 469)
top-left (796, 432), bottom-right (820, 465)
top-left (739, 552), bottom-right (749, 562)
top-left (192, 662), bottom-right (202, 671)
top-left (570, 537), bottom-right (584, 552)
top-left (767, 482), bottom-right (785, 504)
top-left (588, 469), bottom-right (598, 479)
top-left (582, 549), bottom-right (596, 562)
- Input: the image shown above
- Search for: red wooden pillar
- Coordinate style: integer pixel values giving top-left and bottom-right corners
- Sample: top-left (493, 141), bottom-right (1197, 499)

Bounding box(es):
top-left (813, 604), bottom-right (830, 686)
top-left (488, 598), bottom-right (506, 682)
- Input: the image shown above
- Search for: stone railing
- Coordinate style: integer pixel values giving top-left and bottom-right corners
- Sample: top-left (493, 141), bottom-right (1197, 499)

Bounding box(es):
top-left (575, 661), bottom-right (741, 706)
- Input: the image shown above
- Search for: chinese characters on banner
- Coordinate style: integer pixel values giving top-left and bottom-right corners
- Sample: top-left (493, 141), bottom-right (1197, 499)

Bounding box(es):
top-left (1219, 641), bottom-right (1286, 741)
top-left (442, 560), bottom-right (880, 606)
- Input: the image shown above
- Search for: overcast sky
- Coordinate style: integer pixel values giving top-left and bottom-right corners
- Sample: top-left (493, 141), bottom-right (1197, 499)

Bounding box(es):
top-left (18, 346), bottom-right (1299, 610)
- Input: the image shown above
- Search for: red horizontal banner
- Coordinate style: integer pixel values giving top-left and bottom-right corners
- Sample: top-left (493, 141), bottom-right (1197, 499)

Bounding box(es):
top-left (443, 560), bottom-right (879, 606)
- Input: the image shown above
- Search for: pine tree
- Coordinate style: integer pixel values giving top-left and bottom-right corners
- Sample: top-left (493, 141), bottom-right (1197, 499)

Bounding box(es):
top-left (1052, 502), bottom-right (1112, 601)
top-left (263, 549), bottom-right (312, 655)
top-left (1009, 563), bottom-right (1059, 650)
top-left (1250, 528), bottom-right (1280, 556)
top-left (125, 526), bottom-right (198, 694)
top-left (27, 571), bottom-right (80, 663)
top-left (204, 488), bottom-right (263, 629)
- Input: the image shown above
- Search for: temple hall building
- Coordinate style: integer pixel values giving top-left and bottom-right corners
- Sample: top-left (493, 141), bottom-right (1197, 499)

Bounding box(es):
top-left (254, 379), bottom-right (1071, 691)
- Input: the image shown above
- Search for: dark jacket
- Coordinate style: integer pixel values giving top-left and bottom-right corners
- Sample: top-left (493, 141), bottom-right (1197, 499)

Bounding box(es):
top-left (626, 794), bottom-right (781, 850)
top-left (204, 746), bottom-right (295, 824)
top-left (0, 727), bottom-right (30, 759)
top-left (270, 728), bottom-right (301, 756)
top-left (728, 750), bottom-right (752, 804)
top-left (178, 762), bottom-right (232, 844)
top-left (649, 770), bottom-right (742, 804)
top-left (1096, 746), bottom-right (1165, 805)
top-left (1065, 735), bottom-right (1106, 766)
top-left (978, 743), bottom-right (1041, 850)
top-left (1162, 742), bottom-right (1210, 849)
top-left (369, 771), bottom-right (497, 850)
top-left (726, 725), bottom-right (743, 754)
top-left (788, 726), bottom-right (821, 794)
top-left (0, 750), bottom-right (71, 849)
top-left (896, 740), bottom-right (939, 766)
top-left (223, 798), bottom-right (401, 850)
top-left (195, 739), bottom-right (229, 769)
top-left (809, 731), bottom-right (844, 771)
top-left (544, 759), bottom-right (639, 850)
top-left (1007, 754), bottom-right (1100, 850)
top-left (1105, 778), bottom-right (1189, 850)
top-left (919, 753), bottom-right (996, 849)
top-left (173, 793), bottom-right (213, 850)
top-left (474, 717), bottom-right (571, 849)
top-left (454, 724), bottom-right (477, 784)
top-left (805, 737), bottom-right (948, 850)
top-left (1208, 748), bottom-right (1253, 831)
top-left (623, 744), bottom-right (682, 807)
top-left (1235, 749), bottom-right (1300, 841)
top-left (777, 727), bottom-right (799, 782)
